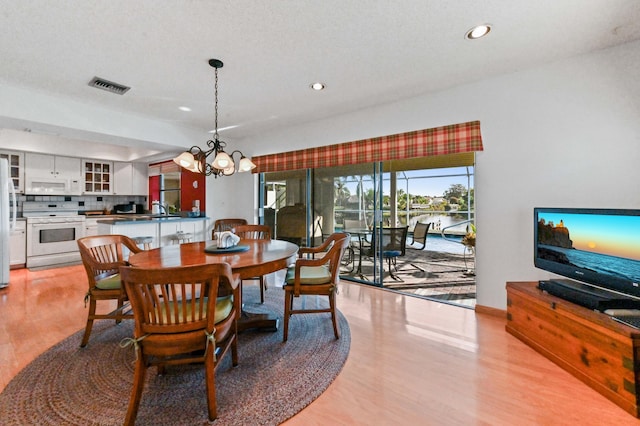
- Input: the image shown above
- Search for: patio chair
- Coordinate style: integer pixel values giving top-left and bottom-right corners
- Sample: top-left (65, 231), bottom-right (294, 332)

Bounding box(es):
top-left (380, 226), bottom-right (409, 281)
top-left (408, 222), bottom-right (431, 250)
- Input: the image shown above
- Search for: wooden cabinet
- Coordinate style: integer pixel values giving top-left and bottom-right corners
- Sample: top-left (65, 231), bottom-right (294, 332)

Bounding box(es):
top-left (83, 160), bottom-right (113, 194)
top-left (506, 282), bottom-right (640, 417)
top-left (9, 219), bottom-right (26, 267)
top-left (0, 150), bottom-right (24, 193)
top-left (113, 162), bottom-right (148, 195)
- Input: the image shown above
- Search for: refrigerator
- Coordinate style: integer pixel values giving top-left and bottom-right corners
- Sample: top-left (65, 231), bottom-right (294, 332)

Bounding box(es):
top-left (1, 158), bottom-right (17, 288)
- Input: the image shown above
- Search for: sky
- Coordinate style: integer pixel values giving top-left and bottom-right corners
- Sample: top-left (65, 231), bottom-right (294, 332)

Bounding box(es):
top-left (341, 167), bottom-right (473, 199)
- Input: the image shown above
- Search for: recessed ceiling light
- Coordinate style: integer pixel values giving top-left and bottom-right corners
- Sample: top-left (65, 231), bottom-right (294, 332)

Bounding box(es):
top-left (310, 82), bottom-right (325, 91)
top-left (178, 106), bottom-right (192, 112)
top-left (465, 24), bottom-right (491, 40)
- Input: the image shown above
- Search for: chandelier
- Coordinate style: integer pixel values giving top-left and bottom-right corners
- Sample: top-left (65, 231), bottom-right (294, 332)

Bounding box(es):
top-left (173, 59), bottom-right (256, 177)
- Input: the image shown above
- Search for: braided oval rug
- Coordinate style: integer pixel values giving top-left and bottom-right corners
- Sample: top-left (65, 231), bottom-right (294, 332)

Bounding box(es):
top-left (0, 286), bottom-right (350, 425)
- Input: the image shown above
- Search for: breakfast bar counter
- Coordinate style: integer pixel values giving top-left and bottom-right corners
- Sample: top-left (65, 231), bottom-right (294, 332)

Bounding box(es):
top-left (96, 214), bottom-right (209, 247)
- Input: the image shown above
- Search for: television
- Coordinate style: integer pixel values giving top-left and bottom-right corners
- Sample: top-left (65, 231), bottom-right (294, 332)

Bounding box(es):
top-left (534, 207), bottom-right (640, 310)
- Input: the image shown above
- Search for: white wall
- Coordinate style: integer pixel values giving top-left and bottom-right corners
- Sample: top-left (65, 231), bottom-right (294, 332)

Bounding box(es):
top-left (228, 39), bottom-right (640, 310)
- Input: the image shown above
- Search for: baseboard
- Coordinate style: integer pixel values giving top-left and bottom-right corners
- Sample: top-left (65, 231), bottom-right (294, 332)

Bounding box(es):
top-left (475, 304), bottom-right (506, 318)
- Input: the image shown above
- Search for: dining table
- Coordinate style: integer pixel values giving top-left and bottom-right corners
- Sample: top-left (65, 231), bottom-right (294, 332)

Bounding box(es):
top-left (128, 239), bottom-right (299, 331)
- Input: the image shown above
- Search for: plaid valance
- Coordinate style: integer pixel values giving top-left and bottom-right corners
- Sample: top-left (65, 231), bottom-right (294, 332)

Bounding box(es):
top-left (251, 120), bottom-right (483, 173)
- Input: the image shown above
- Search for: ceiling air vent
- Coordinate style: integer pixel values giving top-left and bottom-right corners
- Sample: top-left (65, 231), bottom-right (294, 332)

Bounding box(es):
top-left (88, 77), bottom-right (131, 95)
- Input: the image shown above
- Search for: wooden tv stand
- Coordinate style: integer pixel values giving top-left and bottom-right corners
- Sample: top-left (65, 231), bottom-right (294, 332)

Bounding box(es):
top-left (506, 281), bottom-right (640, 417)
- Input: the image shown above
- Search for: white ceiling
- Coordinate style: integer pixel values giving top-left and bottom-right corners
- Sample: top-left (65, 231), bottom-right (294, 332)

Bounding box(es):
top-left (1, 0), bottom-right (640, 159)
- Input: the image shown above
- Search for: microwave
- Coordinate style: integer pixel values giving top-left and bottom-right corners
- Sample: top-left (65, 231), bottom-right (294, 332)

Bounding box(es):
top-left (25, 176), bottom-right (81, 196)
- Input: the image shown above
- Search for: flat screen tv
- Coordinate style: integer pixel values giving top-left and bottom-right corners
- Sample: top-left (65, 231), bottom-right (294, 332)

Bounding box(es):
top-left (534, 207), bottom-right (640, 304)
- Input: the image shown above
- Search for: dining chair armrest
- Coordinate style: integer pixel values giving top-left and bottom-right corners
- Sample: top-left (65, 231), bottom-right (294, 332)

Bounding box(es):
top-left (298, 239), bottom-right (333, 258)
top-left (294, 256), bottom-right (331, 268)
top-left (123, 240), bottom-right (143, 254)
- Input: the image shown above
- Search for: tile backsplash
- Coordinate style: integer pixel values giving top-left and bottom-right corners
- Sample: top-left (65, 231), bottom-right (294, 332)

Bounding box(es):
top-left (12, 194), bottom-right (147, 216)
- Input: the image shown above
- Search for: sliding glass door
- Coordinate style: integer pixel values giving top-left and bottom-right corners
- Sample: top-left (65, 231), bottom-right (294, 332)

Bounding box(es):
top-left (259, 156), bottom-right (475, 291)
top-left (311, 162), bottom-right (384, 285)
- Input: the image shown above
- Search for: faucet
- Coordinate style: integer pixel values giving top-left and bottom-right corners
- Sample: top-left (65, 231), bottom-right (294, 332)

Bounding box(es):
top-left (152, 201), bottom-right (168, 215)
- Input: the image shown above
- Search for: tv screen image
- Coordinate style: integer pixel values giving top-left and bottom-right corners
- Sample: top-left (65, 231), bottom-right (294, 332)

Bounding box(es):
top-left (534, 208), bottom-right (640, 301)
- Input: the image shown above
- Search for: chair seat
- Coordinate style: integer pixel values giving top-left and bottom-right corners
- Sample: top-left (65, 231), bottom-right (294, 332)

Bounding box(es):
top-left (95, 273), bottom-right (122, 290)
top-left (383, 250), bottom-right (402, 258)
top-left (285, 265), bottom-right (332, 285)
top-left (156, 295), bottom-right (234, 325)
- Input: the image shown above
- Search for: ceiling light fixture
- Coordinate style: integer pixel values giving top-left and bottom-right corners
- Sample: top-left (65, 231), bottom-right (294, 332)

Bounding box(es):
top-left (310, 82), bottom-right (325, 91)
top-left (465, 24), bottom-right (491, 40)
top-left (173, 59), bottom-right (256, 177)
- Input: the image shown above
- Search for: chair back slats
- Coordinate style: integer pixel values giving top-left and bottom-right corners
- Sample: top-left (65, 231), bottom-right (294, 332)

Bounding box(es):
top-left (78, 235), bottom-right (142, 286)
top-left (121, 264), bottom-right (234, 335)
top-left (213, 218), bottom-right (248, 237)
top-left (329, 234), bottom-right (351, 283)
top-left (76, 235), bottom-right (143, 347)
top-left (233, 224), bottom-right (271, 240)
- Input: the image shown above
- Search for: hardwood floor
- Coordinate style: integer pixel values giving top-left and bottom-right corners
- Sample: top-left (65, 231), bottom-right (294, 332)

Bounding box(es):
top-left (1, 265), bottom-right (637, 425)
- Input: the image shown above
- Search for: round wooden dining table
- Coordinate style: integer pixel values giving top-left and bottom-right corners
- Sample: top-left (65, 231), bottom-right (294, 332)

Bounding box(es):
top-left (128, 239), bottom-right (299, 331)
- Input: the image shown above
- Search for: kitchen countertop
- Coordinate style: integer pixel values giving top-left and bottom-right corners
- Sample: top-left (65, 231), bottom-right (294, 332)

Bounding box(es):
top-left (95, 214), bottom-right (208, 225)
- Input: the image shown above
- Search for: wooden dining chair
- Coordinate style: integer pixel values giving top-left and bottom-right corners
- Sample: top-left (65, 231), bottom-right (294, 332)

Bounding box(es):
top-left (283, 232), bottom-right (350, 342)
top-left (77, 234), bottom-right (142, 347)
top-left (212, 218), bottom-right (247, 238)
top-left (233, 224), bottom-right (272, 303)
top-left (119, 263), bottom-right (241, 425)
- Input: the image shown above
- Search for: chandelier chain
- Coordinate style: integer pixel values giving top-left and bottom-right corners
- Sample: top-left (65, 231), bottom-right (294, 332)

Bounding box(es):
top-left (214, 66), bottom-right (219, 141)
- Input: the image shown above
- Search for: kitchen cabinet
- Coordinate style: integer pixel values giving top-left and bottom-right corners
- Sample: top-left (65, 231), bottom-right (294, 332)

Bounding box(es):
top-left (113, 162), bottom-right (148, 195)
top-left (24, 153), bottom-right (82, 195)
top-left (9, 219), bottom-right (26, 268)
top-left (85, 218), bottom-right (99, 237)
top-left (97, 217), bottom-right (208, 248)
top-left (0, 150), bottom-right (24, 193)
top-left (83, 160), bottom-right (113, 194)
top-left (25, 153), bottom-right (81, 180)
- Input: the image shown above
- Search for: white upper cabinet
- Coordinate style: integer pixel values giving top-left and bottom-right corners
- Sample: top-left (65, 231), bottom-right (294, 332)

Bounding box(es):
top-left (82, 160), bottom-right (113, 194)
top-left (26, 153), bottom-right (81, 180)
top-left (0, 149), bottom-right (24, 193)
top-left (113, 162), bottom-right (148, 196)
top-left (24, 153), bottom-right (82, 195)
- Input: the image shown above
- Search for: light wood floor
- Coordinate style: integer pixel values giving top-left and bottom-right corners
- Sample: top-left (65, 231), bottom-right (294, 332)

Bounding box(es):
top-left (1, 265), bottom-right (637, 425)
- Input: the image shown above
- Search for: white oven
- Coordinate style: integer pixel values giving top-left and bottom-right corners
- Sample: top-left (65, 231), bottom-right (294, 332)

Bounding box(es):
top-left (24, 202), bottom-right (86, 268)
